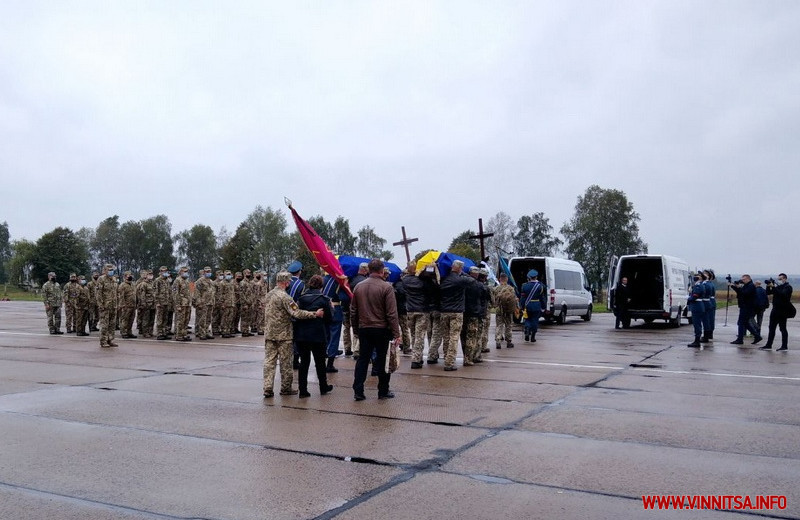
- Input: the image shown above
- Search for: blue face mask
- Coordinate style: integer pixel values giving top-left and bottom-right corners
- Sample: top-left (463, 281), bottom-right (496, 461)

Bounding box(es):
top-left (80, 280), bottom-right (87, 285)
top-left (182, 272), bottom-right (189, 279)
top-left (162, 272), bottom-right (169, 277)
top-left (205, 273), bottom-right (212, 278)
top-left (225, 275), bottom-right (232, 280)
top-left (108, 270), bottom-right (115, 277)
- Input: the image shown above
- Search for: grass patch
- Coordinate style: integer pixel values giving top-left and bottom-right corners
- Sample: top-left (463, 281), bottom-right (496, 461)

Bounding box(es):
top-left (1, 284), bottom-right (42, 302)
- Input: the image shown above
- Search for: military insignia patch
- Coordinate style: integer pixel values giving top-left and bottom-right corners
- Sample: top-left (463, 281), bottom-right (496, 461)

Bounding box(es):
top-left (290, 303), bottom-right (298, 311)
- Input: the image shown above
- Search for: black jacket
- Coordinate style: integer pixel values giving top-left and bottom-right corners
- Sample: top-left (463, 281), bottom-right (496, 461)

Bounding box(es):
top-left (767, 283), bottom-right (793, 317)
top-left (402, 274), bottom-right (438, 313)
top-left (293, 289), bottom-right (332, 343)
top-left (439, 272), bottom-right (472, 313)
top-left (732, 281), bottom-right (757, 312)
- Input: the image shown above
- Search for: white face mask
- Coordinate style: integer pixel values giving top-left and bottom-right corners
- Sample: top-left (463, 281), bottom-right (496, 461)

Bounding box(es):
top-left (777, 279), bottom-right (786, 285)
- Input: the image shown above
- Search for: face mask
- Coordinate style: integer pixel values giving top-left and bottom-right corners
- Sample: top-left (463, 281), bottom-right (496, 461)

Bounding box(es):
top-left (217, 276), bottom-right (223, 281)
top-left (80, 280), bottom-right (87, 285)
top-left (70, 279), bottom-right (77, 283)
top-left (49, 277), bottom-right (55, 282)
top-left (256, 276), bottom-right (261, 280)
top-left (147, 275), bottom-right (153, 281)
top-left (182, 272), bottom-right (189, 279)
top-left (93, 276), bottom-right (98, 280)
top-left (108, 270), bottom-right (115, 277)
top-left (127, 276), bottom-right (133, 281)
top-left (236, 277), bottom-right (242, 282)
top-left (693, 277), bottom-right (700, 282)
top-left (205, 273), bottom-right (212, 278)
top-left (225, 275), bottom-right (232, 280)
top-left (777, 279), bottom-right (786, 285)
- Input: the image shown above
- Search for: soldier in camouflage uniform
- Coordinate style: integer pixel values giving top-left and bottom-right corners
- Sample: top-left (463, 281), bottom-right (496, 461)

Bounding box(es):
top-left (117, 271), bottom-right (137, 338)
top-left (165, 271), bottom-right (175, 335)
top-left (220, 270), bottom-right (237, 338)
top-left (212, 270), bottom-right (224, 336)
top-left (63, 273), bottom-right (79, 333)
top-left (136, 270), bottom-right (155, 337)
top-left (75, 275), bottom-right (90, 336)
top-left (193, 267), bottom-right (214, 340)
top-left (97, 264), bottom-right (119, 348)
top-left (493, 273), bottom-right (517, 349)
top-left (154, 266), bottom-right (172, 340)
top-left (233, 271), bottom-right (243, 334)
top-left (479, 269), bottom-right (492, 355)
top-left (172, 267), bottom-right (192, 342)
top-left (239, 269), bottom-right (255, 337)
top-left (87, 272), bottom-right (100, 331)
top-left (42, 271), bottom-right (64, 334)
top-left (253, 271), bottom-right (267, 335)
top-left (461, 267), bottom-right (483, 366)
top-left (262, 271), bottom-right (323, 398)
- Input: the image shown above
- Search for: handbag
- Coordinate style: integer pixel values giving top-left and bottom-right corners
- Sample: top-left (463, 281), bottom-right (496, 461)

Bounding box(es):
top-left (787, 303), bottom-right (797, 319)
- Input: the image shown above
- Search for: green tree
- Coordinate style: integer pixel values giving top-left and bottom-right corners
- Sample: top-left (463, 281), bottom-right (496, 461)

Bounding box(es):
top-left (140, 215), bottom-right (176, 270)
top-left (356, 225), bottom-right (393, 260)
top-left (0, 221), bottom-right (10, 283)
top-left (91, 216), bottom-right (121, 269)
top-left (176, 224), bottom-right (218, 273)
top-left (330, 217), bottom-right (357, 255)
top-left (32, 227), bottom-right (90, 284)
top-left (75, 226), bottom-right (97, 270)
top-left (244, 206), bottom-right (293, 279)
top-left (218, 223), bottom-right (256, 272)
top-left (513, 213), bottom-right (563, 256)
top-left (447, 230), bottom-right (479, 262)
top-left (119, 220), bottom-right (146, 274)
top-left (560, 185), bottom-right (647, 296)
top-left (7, 239), bottom-right (36, 286)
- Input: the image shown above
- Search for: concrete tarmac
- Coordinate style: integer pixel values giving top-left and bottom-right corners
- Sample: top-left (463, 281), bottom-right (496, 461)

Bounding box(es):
top-left (1, 301), bottom-right (798, 519)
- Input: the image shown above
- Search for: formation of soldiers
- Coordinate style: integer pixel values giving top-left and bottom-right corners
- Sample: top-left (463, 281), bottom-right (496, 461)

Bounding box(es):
top-left (41, 265), bottom-right (273, 347)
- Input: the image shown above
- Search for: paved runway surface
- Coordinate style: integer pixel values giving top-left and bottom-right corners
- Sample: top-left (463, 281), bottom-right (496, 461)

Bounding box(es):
top-left (1, 301), bottom-right (798, 519)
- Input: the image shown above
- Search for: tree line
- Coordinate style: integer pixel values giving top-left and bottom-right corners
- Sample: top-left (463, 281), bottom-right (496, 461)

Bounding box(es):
top-left (0, 185), bottom-right (647, 295)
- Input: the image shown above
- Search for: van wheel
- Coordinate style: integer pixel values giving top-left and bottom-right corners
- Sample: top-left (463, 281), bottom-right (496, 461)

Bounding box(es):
top-left (556, 306), bottom-right (567, 324)
top-left (582, 305), bottom-right (592, 322)
top-left (670, 308), bottom-right (681, 328)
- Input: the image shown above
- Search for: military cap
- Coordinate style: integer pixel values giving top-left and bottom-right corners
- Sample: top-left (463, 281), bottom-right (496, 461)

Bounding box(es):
top-left (243, 268), bottom-right (251, 274)
top-left (469, 266), bottom-right (480, 274)
top-left (104, 264), bottom-right (114, 270)
top-left (276, 271), bottom-right (291, 283)
top-left (203, 266), bottom-right (212, 271)
top-left (479, 268), bottom-right (489, 276)
top-left (48, 271), bottom-right (56, 277)
top-left (224, 270), bottom-right (232, 275)
top-left (69, 273), bottom-right (77, 278)
top-left (234, 271), bottom-right (242, 276)
top-left (527, 269), bottom-right (538, 278)
top-left (287, 261), bottom-right (303, 274)
top-left (159, 266), bottom-right (168, 271)
top-left (216, 269), bottom-right (223, 274)
top-left (123, 271), bottom-right (132, 277)
top-left (78, 275), bottom-right (86, 280)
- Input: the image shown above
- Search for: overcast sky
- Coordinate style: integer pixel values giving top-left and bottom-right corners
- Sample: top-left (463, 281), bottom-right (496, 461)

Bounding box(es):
top-left (2, 1), bottom-right (798, 275)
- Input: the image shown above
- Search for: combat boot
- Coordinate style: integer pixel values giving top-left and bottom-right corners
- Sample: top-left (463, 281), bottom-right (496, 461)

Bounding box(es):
top-left (687, 336), bottom-right (701, 348)
top-left (507, 342), bottom-right (514, 349)
top-left (700, 333), bottom-right (710, 343)
top-left (496, 342), bottom-right (502, 349)
top-left (326, 357), bottom-right (339, 373)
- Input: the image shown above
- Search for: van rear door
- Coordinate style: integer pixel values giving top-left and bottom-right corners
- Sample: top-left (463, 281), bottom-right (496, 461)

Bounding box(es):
top-left (607, 255), bottom-right (619, 308)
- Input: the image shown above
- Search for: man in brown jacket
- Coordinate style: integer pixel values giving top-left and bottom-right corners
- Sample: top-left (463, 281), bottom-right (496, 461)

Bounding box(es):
top-left (351, 258), bottom-right (402, 401)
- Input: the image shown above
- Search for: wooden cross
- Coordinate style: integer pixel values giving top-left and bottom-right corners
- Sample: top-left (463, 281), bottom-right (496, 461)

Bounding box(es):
top-left (470, 218), bottom-right (494, 261)
top-left (392, 226), bottom-right (419, 264)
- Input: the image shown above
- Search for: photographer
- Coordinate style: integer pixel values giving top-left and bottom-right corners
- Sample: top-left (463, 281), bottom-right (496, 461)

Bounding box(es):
top-left (753, 280), bottom-right (769, 335)
top-left (729, 274), bottom-right (762, 345)
top-left (760, 274), bottom-right (793, 351)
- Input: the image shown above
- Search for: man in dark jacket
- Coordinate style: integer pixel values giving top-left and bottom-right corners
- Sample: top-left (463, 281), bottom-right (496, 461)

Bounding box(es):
top-left (730, 274), bottom-right (762, 345)
top-left (761, 274), bottom-right (793, 351)
top-left (294, 275), bottom-right (334, 397)
top-left (438, 260), bottom-right (473, 371)
top-left (613, 276), bottom-right (631, 329)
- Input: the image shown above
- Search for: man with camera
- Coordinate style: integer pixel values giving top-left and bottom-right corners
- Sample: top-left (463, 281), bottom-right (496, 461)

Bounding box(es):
top-left (760, 274), bottom-right (793, 351)
top-left (729, 274), bottom-right (762, 345)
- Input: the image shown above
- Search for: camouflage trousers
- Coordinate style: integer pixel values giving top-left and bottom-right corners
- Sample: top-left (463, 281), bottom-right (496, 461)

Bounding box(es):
top-left (255, 304), bottom-right (265, 334)
top-left (99, 306), bottom-right (117, 346)
top-left (495, 310), bottom-right (514, 344)
top-left (212, 305), bottom-right (223, 335)
top-left (222, 307), bottom-right (236, 335)
top-left (264, 339), bottom-right (294, 393)
top-left (137, 307), bottom-right (154, 337)
top-left (194, 305), bottom-right (208, 338)
top-left (75, 306), bottom-right (88, 334)
top-left (45, 305), bottom-right (62, 333)
top-left (166, 305), bottom-right (174, 332)
top-left (481, 312), bottom-right (491, 352)
top-left (343, 312), bottom-right (359, 355)
top-left (65, 302), bottom-right (75, 332)
top-left (156, 305), bottom-right (170, 337)
top-left (427, 311), bottom-right (442, 361)
top-left (89, 303), bottom-right (99, 330)
top-left (119, 306), bottom-right (135, 336)
top-left (174, 306), bottom-right (190, 338)
top-left (408, 311), bottom-right (430, 364)
top-left (439, 312), bottom-right (463, 369)
top-left (398, 314), bottom-right (411, 350)
top-left (240, 304), bottom-right (252, 335)
top-left (462, 316), bottom-right (482, 365)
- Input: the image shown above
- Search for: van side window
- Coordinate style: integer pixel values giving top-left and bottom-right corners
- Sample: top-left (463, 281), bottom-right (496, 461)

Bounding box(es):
top-left (553, 269), bottom-right (582, 290)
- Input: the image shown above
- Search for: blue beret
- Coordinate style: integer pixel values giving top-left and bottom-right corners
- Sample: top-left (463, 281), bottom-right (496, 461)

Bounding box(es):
top-left (527, 269), bottom-right (538, 278)
top-left (287, 261), bottom-right (303, 273)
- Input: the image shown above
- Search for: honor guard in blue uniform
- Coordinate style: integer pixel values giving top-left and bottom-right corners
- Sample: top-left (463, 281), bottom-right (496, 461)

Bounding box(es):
top-left (519, 269), bottom-right (546, 342)
top-left (286, 260), bottom-right (305, 369)
top-left (701, 269), bottom-right (716, 343)
top-left (322, 273), bottom-right (349, 373)
top-left (687, 271), bottom-right (708, 347)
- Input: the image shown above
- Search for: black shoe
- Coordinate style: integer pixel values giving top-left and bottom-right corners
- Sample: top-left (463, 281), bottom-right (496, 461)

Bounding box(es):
top-left (759, 345), bottom-right (772, 350)
top-left (76, 332), bottom-right (89, 336)
top-left (222, 334), bottom-right (233, 338)
top-left (443, 366), bottom-right (457, 371)
top-left (776, 346), bottom-right (788, 351)
top-left (352, 354), bottom-right (359, 360)
top-left (411, 361), bottom-right (423, 369)
top-left (378, 392), bottom-right (395, 400)
top-left (507, 343), bottom-right (514, 348)
top-left (337, 349), bottom-right (344, 356)
top-left (263, 391), bottom-right (274, 398)
top-left (326, 358), bottom-right (338, 373)
top-left (353, 394), bottom-right (366, 401)
top-left (320, 384), bottom-right (334, 395)
top-left (496, 343), bottom-right (502, 349)
top-left (730, 339), bottom-right (744, 345)
top-left (55, 330), bottom-right (64, 334)
top-left (279, 389), bottom-right (298, 396)
top-left (370, 370), bottom-right (379, 377)
top-left (345, 350), bottom-right (353, 357)
top-left (687, 342), bottom-right (700, 348)
top-left (299, 391), bottom-right (311, 398)
top-left (157, 335), bottom-right (168, 340)
top-left (700, 337), bottom-right (709, 343)
top-left (752, 336), bottom-right (763, 345)
top-left (427, 358), bottom-right (439, 365)
top-left (524, 334), bottom-right (530, 342)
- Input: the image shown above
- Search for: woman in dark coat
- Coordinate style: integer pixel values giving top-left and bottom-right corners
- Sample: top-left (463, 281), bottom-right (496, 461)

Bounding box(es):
top-left (294, 275), bottom-right (334, 397)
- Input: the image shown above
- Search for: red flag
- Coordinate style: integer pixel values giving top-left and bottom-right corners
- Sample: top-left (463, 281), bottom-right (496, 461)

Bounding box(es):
top-left (286, 199), bottom-right (353, 298)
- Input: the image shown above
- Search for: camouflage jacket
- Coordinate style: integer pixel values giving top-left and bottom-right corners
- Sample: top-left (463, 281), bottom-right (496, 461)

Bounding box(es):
top-left (254, 280), bottom-right (268, 307)
top-left (64, 281), bottom-right (81, 304)
top-left (172, 277), bottom-right (191, 307)
top-left (87, 280), bottom-right (98, 304)
top-left (154, 276), bottom-right (171, 306)
top-left (117, 280), bottom-right (136, 308)
top-left (96, 274), bottom-right (118, 308)
top-left (264, 287), bottom-right (317, 341)
top-left (42, 281), bottom-right (62, 306)
top-left (492, 284), bottom-right (518, 313)
top-left (136, 280), bottom-right (155, 308)
top-left (238, 279), bottom-right (255, 306)
top-left (76, 284), bottom-right (90, 308)
top-left (194, 277), bottom-right (214, 307)
top-left (217, 279), bottom-right (236, 307)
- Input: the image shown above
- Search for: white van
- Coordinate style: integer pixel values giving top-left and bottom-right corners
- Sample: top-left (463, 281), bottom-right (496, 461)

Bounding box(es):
top-left (506, 256), bottom-right (593, 323)
top-left (607, 254), bottom-right (691, 327)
